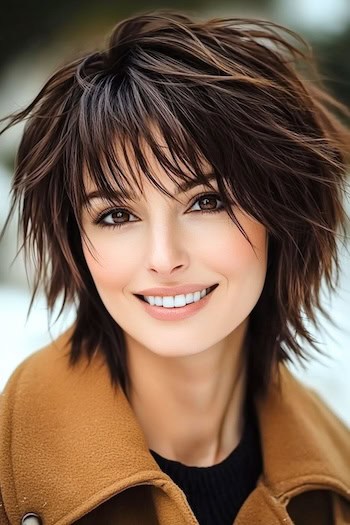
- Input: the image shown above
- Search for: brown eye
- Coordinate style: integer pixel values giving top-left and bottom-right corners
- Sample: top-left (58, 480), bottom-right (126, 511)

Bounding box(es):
top-left (97, 208), bottom-right (138, 228)
top-left (109, 210), bottom-right (129, 223)
top-left (191, 193), bottom-right (224, 213)
top-left (200, 196), bottom-right (218, 210)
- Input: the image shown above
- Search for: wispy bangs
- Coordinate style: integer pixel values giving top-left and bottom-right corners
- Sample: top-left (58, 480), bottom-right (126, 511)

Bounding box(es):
top-left (69, 66), bottom-right (246, 239)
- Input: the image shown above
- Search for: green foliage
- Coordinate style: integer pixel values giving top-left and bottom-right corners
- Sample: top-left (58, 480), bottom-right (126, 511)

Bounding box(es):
top-left (312, 25), bottom-right (350, 111)
top-left (0, 0), bottom-right (272, 71)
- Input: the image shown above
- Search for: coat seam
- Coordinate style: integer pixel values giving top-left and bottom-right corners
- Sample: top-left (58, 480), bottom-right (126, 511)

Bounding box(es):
top-left (52, 472), bottom-right (185, 525)
top-left (258, 484), bottom-right (293, 524)
top-left (267, 476), bottom-right (350, 503)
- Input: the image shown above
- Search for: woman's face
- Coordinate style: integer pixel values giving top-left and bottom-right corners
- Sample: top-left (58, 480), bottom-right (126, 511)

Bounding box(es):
top-left (81, 143), bottom-right (268, 359)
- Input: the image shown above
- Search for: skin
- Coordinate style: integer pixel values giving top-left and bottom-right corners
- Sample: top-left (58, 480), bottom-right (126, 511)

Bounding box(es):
top-left (81, 133), bottom-right (268, 467)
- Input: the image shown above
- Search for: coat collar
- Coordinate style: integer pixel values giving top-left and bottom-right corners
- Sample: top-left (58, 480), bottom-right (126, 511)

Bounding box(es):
top-left (1, 326), bottom-right (350, 524)
top-left (256, 365), bottom-right (350, 498)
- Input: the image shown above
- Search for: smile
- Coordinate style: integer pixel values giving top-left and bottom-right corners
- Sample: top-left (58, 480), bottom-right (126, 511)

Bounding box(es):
top-left (134, 284), bottom-right (218, 321)
top-left (135, 284), bottom-right (218, 308)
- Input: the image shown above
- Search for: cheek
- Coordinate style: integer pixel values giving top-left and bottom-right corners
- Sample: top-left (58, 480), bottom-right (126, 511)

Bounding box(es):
top-left (209, 218), bottom-right (268, 331)
top-left (82, 236), bottom-right (137, 294)
top-left (210, 216), bottom-right (268, 282)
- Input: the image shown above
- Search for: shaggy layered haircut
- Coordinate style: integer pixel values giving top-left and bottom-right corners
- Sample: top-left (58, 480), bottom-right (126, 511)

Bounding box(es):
top-left (1, 10), bottom-right (349, 399)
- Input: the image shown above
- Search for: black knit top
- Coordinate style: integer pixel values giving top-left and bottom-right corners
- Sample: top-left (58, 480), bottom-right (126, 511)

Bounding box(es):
top-left (149, 403), bottom-right (262, 525)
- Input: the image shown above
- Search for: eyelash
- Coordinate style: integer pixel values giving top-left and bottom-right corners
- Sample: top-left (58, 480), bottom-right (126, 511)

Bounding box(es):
top-left (93, 192), bottom-right (225, 230)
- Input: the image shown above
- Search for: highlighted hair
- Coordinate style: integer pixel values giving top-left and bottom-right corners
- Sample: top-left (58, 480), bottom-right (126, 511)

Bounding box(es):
top-left (1, 9), bottom-right (349, 397)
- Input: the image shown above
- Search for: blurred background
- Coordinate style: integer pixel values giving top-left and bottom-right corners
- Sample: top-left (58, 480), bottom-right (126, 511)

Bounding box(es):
top-left (1, 0), bottom-right (349, 425)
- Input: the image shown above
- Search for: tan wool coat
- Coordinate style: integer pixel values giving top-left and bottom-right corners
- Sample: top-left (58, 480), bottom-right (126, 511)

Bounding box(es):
top-left (1, 327), bottom-right (350, 524)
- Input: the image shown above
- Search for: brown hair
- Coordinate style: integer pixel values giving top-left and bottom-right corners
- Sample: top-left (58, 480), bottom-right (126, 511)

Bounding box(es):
top-left (1, 9), bottom-right (349, 398)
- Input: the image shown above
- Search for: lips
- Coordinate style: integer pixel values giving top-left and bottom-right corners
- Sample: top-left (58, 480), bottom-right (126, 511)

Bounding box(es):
top-left (135, 283), bottom-right (218, 297)
top-left (135, 283), bottom-right (218, 303)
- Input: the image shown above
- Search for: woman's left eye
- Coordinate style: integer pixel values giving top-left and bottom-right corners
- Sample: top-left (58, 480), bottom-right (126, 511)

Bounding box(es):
top-left (191, 193), bottom-right (224, 213)
top-left (94, 192), bottom-right (225, 229)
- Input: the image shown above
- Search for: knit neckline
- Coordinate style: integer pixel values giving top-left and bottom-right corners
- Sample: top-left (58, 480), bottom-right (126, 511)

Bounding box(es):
top-left (149, 401), bottom-right (261, 496)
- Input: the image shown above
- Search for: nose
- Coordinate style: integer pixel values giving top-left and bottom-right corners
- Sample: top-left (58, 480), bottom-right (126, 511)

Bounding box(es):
top-left (147, 221), bottom-right (189, 276)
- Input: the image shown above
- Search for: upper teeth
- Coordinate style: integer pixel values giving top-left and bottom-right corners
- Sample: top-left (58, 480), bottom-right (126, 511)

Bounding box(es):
top-left (143, 287), bottom-right (209, 308)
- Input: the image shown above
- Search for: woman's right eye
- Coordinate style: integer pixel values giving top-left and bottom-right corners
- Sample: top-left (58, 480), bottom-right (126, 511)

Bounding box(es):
top-left (95, 208), bottom-right (138, 229)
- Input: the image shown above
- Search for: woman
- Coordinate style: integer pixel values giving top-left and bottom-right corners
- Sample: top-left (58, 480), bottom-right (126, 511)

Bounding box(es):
top-left (0, 9), bottom-right (349, 525)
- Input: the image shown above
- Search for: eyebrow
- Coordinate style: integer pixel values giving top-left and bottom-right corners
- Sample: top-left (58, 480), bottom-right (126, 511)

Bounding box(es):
top-left (84, 173), bottom-right (217, 205)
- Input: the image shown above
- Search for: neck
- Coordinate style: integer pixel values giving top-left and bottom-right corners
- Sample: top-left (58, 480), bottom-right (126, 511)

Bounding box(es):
top-left (125, 320), bottom-right (249, 467)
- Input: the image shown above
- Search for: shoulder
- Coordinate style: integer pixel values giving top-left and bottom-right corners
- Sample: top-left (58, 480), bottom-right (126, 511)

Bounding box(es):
top-left (0, 327), bottom-right (77, 519)
top-left (256, 364), bottom-right (350, 509)
top-left (0, 324), bottom-right (111, 438)
top-left (282, 365), bottom-right (350, 465)
top-left (279, 365), bottom-right (350, 445)
top-left (1, 326), bottom-right (75, 406)
top-left (0, 324), bottom-right (117, 462)
top-left (0, 326), bottom-right (78, 452)
top-left (0, 326), bottom-right (146, 524)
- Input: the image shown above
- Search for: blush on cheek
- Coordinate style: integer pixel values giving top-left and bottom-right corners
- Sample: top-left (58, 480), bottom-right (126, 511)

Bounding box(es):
top-left (215, 224), bottom-right (267, 275)
top-left (82, 238), bottom-right (139, 308)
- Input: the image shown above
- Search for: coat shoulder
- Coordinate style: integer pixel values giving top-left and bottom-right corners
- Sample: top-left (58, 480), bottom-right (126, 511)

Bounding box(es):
top-left (0, 326), bottom-right (78, 411)
top-left (257, 365), bottom-right (350, 498)
top-left (0, 326), bottom-right (76, 462)
top-left (3, 325), bottom-right (75, 389)
top-left (280, 365), bottom-right (350, 450)
top-left (0, 327), bottom-right (76, 522)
